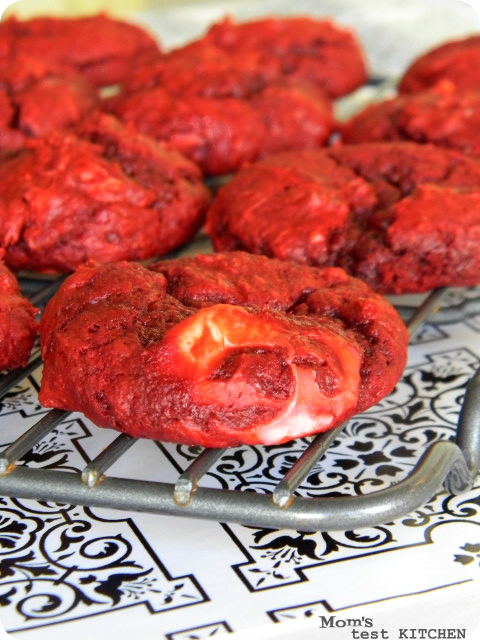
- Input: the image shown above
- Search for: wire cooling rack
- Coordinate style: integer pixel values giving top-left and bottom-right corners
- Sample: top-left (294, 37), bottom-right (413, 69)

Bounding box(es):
top-left (0, 276), bottom-right (479, 533)
top-left (0, 77), bottom-right (478, 531)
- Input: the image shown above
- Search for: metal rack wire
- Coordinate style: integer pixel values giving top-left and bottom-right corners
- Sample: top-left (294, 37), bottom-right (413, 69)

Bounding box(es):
top-left (0, 67), bottom-right (476, 637)
top-left (0, 280), bottom-right (479, 532)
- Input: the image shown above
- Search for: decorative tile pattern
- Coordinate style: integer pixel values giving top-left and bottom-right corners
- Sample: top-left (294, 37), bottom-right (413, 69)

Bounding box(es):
top-left (167, 622), bottom-right (233, 639)
top-left (1, 315), bottom-right (479, 636)
top-left (0, 499), bottom-right (207, 632)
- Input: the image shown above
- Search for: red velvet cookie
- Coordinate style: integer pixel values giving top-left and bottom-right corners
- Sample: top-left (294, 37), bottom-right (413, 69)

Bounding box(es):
top-left (207, 142), bottom-right (480, 294)
top-left (123, 15), bottom-right (368, 99)
top-left (0, 113), bottom-right (210, 273)
top-left (200, 15), bottom-right (368, 98)
top-left (105, 15), bottom-right (366, 176)
top-left (0, 253), bottom-right (38, 371)
top-left (39, 252), bottom-right (408, 448)
top-left (399, 35), bottom-right (480, 93)
top-left (341, 84), bottom-right (480, 160)
top-left (107, 77), bottom-right (334, 177)
top-left (0, 52), bottom-right (98, 152)
top-left (0, 13), bottom-right (161, 87)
